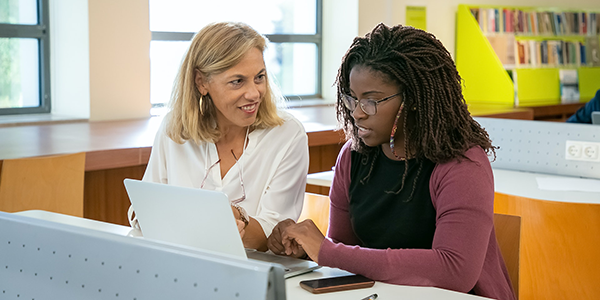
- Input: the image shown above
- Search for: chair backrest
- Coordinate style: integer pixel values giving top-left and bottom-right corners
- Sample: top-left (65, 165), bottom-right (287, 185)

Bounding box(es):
top-left (0, 152), bottom-right (86, 217)
top-left (298, 193), bottom-right (330, 234)
top-left (493, 213), bottom-right (521, 299)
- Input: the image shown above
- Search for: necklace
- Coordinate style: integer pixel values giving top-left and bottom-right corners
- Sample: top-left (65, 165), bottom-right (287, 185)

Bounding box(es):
top-left (204, 126), bottom-right (250, 181)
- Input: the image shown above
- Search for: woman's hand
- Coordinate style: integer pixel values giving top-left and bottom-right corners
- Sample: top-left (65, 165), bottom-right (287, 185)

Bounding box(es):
top-left (231, 206), bottom-right (246, 239)
top-left (236, 219), bottom-right (246, 239)
top-left (267, 219), bottom-right (305, 257)
top-left (268, 219), bottom-right (325, 263)
top-left (231, 206), bottom-right (268, 251)
top-left (282, 219), bottom-right (325, 263)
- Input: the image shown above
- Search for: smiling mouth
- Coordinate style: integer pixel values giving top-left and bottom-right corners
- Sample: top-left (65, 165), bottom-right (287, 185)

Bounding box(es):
top-left (240, 103), bottom-right (258, 112)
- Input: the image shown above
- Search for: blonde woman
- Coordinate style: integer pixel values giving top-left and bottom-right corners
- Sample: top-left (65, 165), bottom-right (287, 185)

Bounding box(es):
top-left (138, 22), bottom-right (309, 251)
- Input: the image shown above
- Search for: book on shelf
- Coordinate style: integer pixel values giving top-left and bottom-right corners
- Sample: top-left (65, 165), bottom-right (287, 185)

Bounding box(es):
top-left (470, 8), bottom-right (600, 36)
top-left (487, 34), bottom-right (516, 65)
top-left (512, 39), bottom-right (592, 67)
top-left (559, 69), bottom-right (580, 104)
top-left (586, 36), bottom-right (600, 66)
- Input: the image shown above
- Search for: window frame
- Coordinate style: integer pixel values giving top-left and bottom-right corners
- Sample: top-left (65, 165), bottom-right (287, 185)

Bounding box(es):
top-left (0, 0), bottom-right (51, 115)
top-left (150, 0), bottom-right (322, 105)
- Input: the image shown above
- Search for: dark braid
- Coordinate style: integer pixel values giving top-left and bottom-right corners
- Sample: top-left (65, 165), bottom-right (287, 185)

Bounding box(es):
top-left (335, 24), bottom-right (496, 199)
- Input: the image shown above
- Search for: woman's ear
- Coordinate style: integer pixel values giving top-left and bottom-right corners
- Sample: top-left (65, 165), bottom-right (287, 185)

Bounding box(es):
top-left (194, 69), bottom-right (208, 95)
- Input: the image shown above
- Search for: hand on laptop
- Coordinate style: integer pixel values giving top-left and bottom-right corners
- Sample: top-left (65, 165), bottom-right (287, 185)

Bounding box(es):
top-left (236, 219), bottom-right (246, 239)
top-left (231, 206), bottom-right (247, 239)
top-left (268, 219), bottom-right (304, 257)
top-left (267, 219), bottom-right (325, 263)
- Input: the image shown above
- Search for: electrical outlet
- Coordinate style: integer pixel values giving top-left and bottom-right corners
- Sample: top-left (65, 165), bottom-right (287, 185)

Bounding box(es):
top-left (565, 140), bottom-right (582, 160)
top-left (566, 140), bottom-right (600, 162)
top-left (582, 143), bottom-right (599, 161)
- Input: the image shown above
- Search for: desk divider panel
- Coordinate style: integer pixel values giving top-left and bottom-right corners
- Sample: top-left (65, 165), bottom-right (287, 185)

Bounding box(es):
top-left (475, 117), bottom-right (600, 180)
top-left (0, 212), bottom-right (285, 300)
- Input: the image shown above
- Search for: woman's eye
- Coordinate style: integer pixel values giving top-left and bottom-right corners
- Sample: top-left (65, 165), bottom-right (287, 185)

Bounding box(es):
top-left (230, 79), bottom-right (242, 85)
top-left (255, 74), bottom-right (266, 82)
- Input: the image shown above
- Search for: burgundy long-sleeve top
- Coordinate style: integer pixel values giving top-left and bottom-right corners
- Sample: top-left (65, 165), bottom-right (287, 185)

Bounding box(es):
top-left (318, 141), bottom-right (515, 300)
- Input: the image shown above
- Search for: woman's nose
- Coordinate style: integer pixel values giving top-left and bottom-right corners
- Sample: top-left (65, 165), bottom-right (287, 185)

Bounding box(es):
top-left (352, 102), bottom-right (367, 120)
top-left (245, 83), bottom-right (261, 101)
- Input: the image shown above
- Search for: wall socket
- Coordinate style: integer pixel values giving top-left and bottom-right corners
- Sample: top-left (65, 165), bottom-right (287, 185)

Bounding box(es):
top-left (565, 140), bottom-right (600, 162)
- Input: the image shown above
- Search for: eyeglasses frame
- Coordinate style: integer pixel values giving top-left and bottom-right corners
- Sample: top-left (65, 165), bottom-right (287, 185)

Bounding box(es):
top-left (200, 150), bottom-right (246, 205)
top-left (342, 92), bottom-right (402, 116)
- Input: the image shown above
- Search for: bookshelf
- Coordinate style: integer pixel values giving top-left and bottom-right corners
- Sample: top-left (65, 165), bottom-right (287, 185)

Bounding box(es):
top-left (456, 4), bottom-right (600, 108)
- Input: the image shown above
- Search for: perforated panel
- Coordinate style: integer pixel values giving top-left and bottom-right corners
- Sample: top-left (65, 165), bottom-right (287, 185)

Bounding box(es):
top-left (0, 212), bottom-right (285, 300)
top-left (476, 117), bottom-right (600, 179)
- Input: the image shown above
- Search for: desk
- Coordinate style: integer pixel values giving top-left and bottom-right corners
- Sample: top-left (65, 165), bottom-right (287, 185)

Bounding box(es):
top-left (526, 102), bottom-right (585, 121)
top-left (493, 169), bottom-right (600, 300)
top-left (0, 106), bottom-right (534, 225)
top-left (14, 210), bottom-right (490, 300)
top-left (306, 170), bottom-right (334, 188)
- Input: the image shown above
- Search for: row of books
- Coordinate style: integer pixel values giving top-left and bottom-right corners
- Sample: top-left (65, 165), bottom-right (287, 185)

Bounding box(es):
top-left (515, 39), bottom-right (585, 67)
top-left (487, 34), bottom-right (600, 67)
top-left (470, 7), bottom-right (600, 36)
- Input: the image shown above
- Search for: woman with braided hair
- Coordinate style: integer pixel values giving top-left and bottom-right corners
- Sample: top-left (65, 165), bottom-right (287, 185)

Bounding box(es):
top-left (267, 23), bottom-right (515, 300)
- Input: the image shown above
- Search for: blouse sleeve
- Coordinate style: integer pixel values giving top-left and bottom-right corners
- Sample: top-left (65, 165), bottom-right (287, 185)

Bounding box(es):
top-left (318, 147), bottom-right (495, 293)
top-left (142, 121), bottom-right (169, 184)
top-left (252, 118), bottom-right (309, 236)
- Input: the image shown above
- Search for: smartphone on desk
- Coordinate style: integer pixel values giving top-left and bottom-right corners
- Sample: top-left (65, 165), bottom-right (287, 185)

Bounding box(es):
top-left (299, 274), bottom-right (375, 294)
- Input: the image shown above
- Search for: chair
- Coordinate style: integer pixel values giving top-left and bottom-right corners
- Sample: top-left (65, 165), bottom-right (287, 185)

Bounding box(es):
top-left (493, 213), bottom-right (521, 300)
top-left (298, 193), bottom-right (331, 234)
top-left (0, 152), bottom-right (86, 217)
top-left (495, 193), bottom-right (600, 300)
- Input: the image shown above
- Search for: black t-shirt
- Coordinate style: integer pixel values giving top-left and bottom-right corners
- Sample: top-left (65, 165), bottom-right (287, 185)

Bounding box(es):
top-left (349, 147), bottom-right (437, 250)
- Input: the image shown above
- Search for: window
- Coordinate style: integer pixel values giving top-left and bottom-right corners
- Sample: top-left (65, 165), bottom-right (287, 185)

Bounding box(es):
top-left (0, 0), bottom-right (50, 115)
top-left (149, 0), bottom-right (322, 111)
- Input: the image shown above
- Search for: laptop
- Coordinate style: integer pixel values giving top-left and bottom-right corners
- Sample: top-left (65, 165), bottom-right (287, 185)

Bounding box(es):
top-left (592, 111), bottom-right (600, 125)
top-left (123, 178), bottom-right (320, 279)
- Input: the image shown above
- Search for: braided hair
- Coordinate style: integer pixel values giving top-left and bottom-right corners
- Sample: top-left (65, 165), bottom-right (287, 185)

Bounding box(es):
top-left (335, 23), bottom-right (495, 199)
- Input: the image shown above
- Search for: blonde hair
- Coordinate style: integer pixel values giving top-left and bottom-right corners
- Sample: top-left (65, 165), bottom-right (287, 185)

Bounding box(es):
top-left (166, 22), bottom-right (284, 144)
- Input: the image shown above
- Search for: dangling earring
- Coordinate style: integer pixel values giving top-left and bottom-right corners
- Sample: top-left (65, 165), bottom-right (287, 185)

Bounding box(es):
top-left (199, 94), bottom-right (205, 116)
top-left (389, 103), bottom-right (405, 160)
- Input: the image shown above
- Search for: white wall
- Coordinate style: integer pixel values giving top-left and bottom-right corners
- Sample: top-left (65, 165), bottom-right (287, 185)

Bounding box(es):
top-left (88, 0), bottom-right (151, 121)
top-left (322, 0), bottom-right (359, 101)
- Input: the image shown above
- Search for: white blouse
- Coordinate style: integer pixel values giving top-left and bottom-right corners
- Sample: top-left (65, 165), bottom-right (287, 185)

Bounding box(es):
top-left (142, 112), bottom-right (309, 236)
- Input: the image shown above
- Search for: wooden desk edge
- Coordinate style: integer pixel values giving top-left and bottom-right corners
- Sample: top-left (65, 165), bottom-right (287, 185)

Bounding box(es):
top-left (85, 148), bottom-right (151, 171)
top-left (474, 108), bottom-right (534, 120)
top-left (82, 130), bottom-right (345, 171)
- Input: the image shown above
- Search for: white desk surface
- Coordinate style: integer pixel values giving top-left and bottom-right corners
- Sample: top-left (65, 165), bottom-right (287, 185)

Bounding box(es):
top-left (493, 168), bottom-right (600, 204)
top-left (307, 169), bottom-right (600, 204)
top-left (15, 210), bottom-right (490, 300)
top-left (307, 170), bottom-right (334, 188)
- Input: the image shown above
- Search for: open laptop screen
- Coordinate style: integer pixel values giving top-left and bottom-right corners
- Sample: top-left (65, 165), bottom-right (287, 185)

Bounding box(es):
top-left (592, 111), bottom-right (600, 125)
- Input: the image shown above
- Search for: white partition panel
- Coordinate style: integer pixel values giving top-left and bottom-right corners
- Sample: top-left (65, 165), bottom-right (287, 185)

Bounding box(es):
top-left (476, 117), bottom-right (600, 179)
top-left (0, 212), bottom-right (285, 300)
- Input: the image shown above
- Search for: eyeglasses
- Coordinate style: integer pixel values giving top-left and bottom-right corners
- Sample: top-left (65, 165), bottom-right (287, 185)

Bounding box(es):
top-left (342, 92), bottom-right (402, 116)
top-left (200, 150), bottom-right (246, 204)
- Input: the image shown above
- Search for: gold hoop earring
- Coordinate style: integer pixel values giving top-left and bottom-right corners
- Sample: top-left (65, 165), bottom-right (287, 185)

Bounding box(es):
top-left (199, 94), bottom-right (205, 115)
